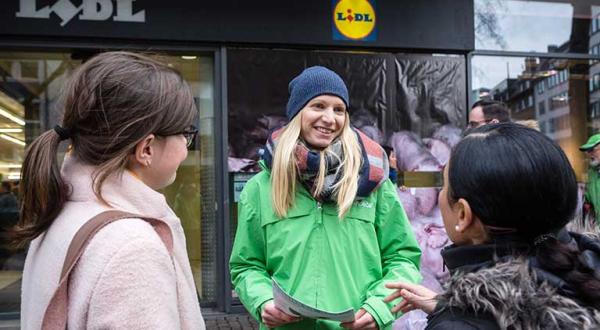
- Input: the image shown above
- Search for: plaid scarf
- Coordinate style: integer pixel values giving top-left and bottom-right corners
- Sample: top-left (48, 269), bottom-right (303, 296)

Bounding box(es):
top-left (262, 127), bottom-right (389, 202)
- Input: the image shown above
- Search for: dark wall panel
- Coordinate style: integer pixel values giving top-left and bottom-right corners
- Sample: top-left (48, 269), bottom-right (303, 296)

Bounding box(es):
top-left (2, 0), bottom-right (474, 51)
top-left (393, 55), bottom-right (466, 137)
top-left (227, 48), bottom-right (466, 173)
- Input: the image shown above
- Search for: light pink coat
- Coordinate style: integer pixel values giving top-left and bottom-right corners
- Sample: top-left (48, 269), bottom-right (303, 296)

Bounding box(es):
top-left (21, 155), bottom-right (205, 329)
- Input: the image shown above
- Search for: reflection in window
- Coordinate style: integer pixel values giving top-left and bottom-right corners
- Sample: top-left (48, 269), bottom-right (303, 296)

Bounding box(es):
top-left (160, 55), bottom-right (217, 305)
top-left (472, 55), bottom-right (593, 184)
top-left (475, 0), bottom-right (594, 54)
top-left (0, 52), bottom-right (80, 318)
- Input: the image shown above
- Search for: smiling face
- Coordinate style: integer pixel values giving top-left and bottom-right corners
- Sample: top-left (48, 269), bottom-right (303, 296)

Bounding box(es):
top-left (299, 95), bottom-right (347, 149)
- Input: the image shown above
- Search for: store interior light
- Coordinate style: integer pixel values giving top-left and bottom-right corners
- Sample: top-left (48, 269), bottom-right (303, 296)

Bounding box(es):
top-left (181, 56), bottom-right (197, 60)
top-left (0, 128), bottom-right (23, 133)
top-left (0, 106), bottom-right (25, 126)
top-left (0, 164), bottom-right (21, 168)
top-left (7, 173), bottom-right (21, 180)
top-left (0, 134), bottom-right (25, 146)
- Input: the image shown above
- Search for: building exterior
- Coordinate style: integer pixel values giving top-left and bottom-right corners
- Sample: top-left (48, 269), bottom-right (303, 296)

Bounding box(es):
top-left (0, 0), bottom-right (599, 322)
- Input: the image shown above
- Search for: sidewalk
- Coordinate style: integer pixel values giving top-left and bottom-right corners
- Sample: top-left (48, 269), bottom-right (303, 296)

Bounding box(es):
top-left (0, 309), bottom-right (259, 330)
top-left (204, 309), bottom-right (259, 329)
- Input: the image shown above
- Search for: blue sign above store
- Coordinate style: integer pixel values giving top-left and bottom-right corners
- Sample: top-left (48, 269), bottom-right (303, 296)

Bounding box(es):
top-left (332, 0), bottom-right (377, 42)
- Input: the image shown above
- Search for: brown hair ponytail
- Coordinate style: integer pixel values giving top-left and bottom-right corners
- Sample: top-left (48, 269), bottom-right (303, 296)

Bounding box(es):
top-left (11, 130), bottom-right (69, 248)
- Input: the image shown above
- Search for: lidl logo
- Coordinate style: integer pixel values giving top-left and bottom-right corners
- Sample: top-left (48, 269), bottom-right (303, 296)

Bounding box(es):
top-left (332, 0), bottom-right (376, 41)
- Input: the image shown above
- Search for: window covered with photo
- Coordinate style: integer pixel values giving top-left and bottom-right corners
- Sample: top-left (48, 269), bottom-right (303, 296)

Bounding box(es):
top-left (226, 48), bottom-right (467, 303)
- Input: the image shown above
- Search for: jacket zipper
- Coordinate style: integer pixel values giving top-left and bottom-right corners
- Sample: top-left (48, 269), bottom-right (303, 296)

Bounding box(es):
top-left (315, 200), bottom-right (323, 311)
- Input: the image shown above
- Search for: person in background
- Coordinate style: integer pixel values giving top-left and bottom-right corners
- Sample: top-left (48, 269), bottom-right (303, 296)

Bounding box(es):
top-left (385, 123), bottom-right (600, 329)
top-left (467, 100), bottom-right (510, 129)
top-left (383, 145), bottom-right (398, 184)
top-left (0, 181), bottom-right (18, 214)
top-left (580, 133), bottom-right (600, 225)
top-left (230, 66), bottom-right (421, 330)
top-left (14, 52), bottom-right (205, 329)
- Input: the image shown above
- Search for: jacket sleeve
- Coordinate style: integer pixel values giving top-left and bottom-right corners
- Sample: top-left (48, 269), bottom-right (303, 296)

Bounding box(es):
top-left (87, 236), bottom-right (180, 329)
top-left (362, 180), bottom-right (422, 330)
top-left (229, 180), bottom-right (273, 321)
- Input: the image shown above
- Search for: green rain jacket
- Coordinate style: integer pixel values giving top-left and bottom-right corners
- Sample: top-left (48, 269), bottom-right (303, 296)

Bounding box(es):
top-left (585, 168), bottom-right (600, 223)
top-left (229, 163), bottom-right (422, 329)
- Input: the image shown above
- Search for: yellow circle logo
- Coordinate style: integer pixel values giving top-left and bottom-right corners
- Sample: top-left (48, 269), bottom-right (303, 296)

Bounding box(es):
top-left (333, 0), bottom-right (376, 40)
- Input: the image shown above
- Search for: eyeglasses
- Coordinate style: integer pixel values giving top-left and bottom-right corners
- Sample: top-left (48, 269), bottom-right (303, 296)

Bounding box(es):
top-left (155, 126), bottom-right (198, 147)
top-left (161, 126), bottom-right (198, 147)
top-left (178, 125), bottom-right (198, 147)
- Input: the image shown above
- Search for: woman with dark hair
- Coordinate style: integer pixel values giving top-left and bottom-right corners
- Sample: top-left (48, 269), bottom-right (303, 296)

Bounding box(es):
top-left (385, 123), bottom-right (600, 329)
top-left (14, 52), bottom-right (205, 329)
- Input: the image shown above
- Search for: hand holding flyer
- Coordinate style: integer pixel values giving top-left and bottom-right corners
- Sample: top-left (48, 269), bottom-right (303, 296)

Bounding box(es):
top-left (272, 279), bottom-right (355, 323)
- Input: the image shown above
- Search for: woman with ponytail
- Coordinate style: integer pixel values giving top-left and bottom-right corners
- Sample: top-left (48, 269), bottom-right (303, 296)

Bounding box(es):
top-left (385, 123), bottom-right (600, 329)
top-left (229, 66), bottom-right (421, 330)
top-left (15, 51), bottom-right (205, 329)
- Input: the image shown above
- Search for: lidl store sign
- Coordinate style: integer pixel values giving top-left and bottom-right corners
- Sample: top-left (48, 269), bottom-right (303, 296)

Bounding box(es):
top-left (332, 0), bottom-right (376, 41)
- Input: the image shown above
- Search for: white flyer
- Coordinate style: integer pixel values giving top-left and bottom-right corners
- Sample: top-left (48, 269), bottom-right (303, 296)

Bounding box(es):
top-left (272, 279), bottom-right (355, 323)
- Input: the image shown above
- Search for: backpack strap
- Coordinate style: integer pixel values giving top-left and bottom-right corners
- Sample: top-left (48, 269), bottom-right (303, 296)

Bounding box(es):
top-left (41, 210), bottom-right (174, 330)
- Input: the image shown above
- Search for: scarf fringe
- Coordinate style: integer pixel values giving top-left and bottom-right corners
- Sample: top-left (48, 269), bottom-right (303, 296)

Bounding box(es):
top-left (262, 127), bottom-right (389, 201)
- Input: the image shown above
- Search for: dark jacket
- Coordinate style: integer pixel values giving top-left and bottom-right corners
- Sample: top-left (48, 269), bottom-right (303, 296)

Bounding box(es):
top-left (425, 232), bottom-right (600, 330)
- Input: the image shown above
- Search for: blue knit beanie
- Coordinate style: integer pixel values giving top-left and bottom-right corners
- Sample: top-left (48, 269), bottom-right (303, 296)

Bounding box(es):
top-left (286, 66), bottom-right (349, 121)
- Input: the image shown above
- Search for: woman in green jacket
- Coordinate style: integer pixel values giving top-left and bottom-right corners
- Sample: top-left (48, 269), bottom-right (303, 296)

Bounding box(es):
top-left (229, 66), bottom-right (421, 330)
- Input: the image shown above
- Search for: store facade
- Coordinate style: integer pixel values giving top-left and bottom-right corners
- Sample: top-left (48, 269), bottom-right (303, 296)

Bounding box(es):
top-left (0, 0), bottom-right (598, 320)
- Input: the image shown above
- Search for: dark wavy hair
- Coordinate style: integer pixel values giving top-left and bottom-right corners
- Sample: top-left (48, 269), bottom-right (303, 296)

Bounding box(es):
top-left (448, 123), bottom-right (600, 308)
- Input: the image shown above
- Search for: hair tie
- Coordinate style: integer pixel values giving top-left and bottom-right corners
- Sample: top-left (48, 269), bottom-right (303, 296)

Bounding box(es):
top-left (54, 125), bottom-right (72, 141)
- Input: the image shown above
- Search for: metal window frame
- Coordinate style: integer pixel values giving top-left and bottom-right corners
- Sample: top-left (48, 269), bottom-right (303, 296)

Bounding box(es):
top-left (0, 38), bottom-right (229, 311)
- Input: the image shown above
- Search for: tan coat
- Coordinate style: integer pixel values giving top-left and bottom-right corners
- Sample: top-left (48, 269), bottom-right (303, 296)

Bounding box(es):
top-left (21, 155), bottom-right (205, 329)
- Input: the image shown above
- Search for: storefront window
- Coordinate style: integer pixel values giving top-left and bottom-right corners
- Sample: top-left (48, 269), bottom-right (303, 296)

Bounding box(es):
top-left (226, 49), bottom-right (466, 310)
top-left (161, 55), bottom-right (217, 305)
top-left (0, 52), bottom-right (80, 318)
top-left (0, 52), bottom-right (217, 319)
top-left (475, 0), bottom-right (597, 54)
top-left (471, 55), bottom-right (593, 182)
top-left (226, 49), bottom-right (467, 301)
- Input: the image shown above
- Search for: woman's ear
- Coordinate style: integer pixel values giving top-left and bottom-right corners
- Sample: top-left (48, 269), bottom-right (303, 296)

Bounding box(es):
top-left (454, 198), bottom-right (474, 233)
top-left (489, 118), bottom-right (500, 124)
top-left (455, 198), bottom-right (488, 244)
top-left (132, 134), bottom-right (156, 168)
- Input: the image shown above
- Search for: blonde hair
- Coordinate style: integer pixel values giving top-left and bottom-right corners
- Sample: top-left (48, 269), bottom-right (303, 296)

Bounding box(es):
top-left (271, 111), bottom-right (362, 219)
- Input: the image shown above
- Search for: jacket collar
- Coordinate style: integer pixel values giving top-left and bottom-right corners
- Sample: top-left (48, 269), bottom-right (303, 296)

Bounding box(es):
top-left (441, 241), bottom-right (530, 275)
top-left (61, 154), bottom-right (171, 219)
top-left (441, 230), bottom-right (599, 309)
top-left (439, 255), bottom-right (600, 329)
